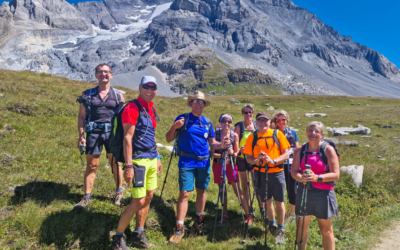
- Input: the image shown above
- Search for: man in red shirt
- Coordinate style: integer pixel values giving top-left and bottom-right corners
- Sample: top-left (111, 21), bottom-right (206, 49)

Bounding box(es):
top-left (110, 76), bottom-right (162, 250)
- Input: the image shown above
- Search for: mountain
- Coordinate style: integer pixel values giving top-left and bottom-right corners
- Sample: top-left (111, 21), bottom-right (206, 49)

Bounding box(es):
top-left (0, 0), bottom-right (400, 98)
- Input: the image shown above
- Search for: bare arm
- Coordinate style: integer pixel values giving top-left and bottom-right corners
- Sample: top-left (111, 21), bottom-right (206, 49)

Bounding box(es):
top-left (119, 93), bottom-right (125, 102)
top-left (291, 148), bottom-right (303, 182)
top-left (123, 123), bottom-right (135, 185)
top-left (208, 137), bottom-right (229, 150)
top-left (166, 119), bottom-right (184, 143)
top-left (77, 102), bottom-right (86, 148)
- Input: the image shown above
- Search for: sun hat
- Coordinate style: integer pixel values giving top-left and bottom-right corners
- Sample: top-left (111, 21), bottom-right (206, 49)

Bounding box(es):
top-left (256, 112), bottom-right (270, 120)
top-left (141, 76), bottom-right (157, 85)
top-left (186, 91), bottom-right (211, 107)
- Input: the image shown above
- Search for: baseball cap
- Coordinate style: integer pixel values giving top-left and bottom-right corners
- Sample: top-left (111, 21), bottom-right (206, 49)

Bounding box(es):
top-left (141, 76), bottom-right (157, 85)
top-left (256, 112), bottom-right (270, 120)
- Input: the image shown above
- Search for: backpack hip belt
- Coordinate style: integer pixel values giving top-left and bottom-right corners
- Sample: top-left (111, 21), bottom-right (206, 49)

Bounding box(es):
top-left (177, 151), bottom-right (209, 161)
top-left (85, 122), bottom-right (112, 133)
top-left (132, 145), bottom-right (158, 159)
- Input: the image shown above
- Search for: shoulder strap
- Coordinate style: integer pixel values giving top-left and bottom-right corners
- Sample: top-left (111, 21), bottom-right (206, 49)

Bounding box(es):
top-left (252, 120), bottom-right (258, 130)
top-left (152, 107), bottom-right (160, 122)
top-left (183, 113), bottom-right (189, 130)
top-left (203, 116), bottom-right (211, 128)
top-left (111, 88), bottom-right (120, 105)
top-left (319, 140), bottom-right (330, 169)
top-left (252, 130), bottom-right (259, 152)
top-left (216, 127), bottom-right (221, 142)
top-left (273, 129), bottom-right (282, 154)
top-left (299, 142), bottom-right (308, 164)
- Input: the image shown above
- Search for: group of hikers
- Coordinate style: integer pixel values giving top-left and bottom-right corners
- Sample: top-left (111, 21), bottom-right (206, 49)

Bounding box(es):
top-left (75, 64), bottom-right (340, 250)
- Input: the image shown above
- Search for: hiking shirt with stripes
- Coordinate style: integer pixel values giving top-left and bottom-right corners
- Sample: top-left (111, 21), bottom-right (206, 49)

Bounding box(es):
top-left (243, 129), bottom-right (290, 173)
top-left (121, 96), bottom-right (158, 159)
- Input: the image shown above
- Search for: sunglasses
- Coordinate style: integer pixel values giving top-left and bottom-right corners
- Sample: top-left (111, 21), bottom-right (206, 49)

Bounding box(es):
top-left (221, 120), bottom-right (232, 124)
top-left (142, 84), bottom-right (157, 91)
top-left (191, 99), bottom-right (205, 104)
top-left (308, 129), bottom-right (321, 134)
top-left (243, 111), bottom-right (253, 115)
top-left (276, 119), bottom-right (287, 123)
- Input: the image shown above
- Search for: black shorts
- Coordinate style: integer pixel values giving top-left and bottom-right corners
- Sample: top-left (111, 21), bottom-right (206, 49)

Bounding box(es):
top-left (86, 132), bottom-right (111, 155)
top-left (254, 171), bottom-right (285, 202)
top-left (295, 183), bottom-right (338, 220)
top-left (236, 157), bottom-right (250, 172)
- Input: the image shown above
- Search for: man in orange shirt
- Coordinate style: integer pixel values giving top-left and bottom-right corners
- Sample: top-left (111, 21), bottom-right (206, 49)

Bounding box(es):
top-left (243, 112), bottom-right (290, 244)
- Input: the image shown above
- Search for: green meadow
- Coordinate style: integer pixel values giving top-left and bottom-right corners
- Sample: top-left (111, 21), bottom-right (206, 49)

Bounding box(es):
top-left (0, 69), bottom-right (400, 249)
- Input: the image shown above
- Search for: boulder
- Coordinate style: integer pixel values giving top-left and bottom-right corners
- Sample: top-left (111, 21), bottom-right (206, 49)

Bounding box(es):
top-left (156, 143), bottom-right (173, 152)
top-left (267, 106), bottom-right (274, 110)
top-left (340, 165), bottom-right (364, 188)
top-left (325, 137), bottom-right (359, 146)
top-left (380, 125), bottom-right (395, 128)
top-left (229, 98), bottom-right (240, 103)
top-left (304, 113), bottom-right (327, 118)
top-left (328, 124), bottom-right (371, 136)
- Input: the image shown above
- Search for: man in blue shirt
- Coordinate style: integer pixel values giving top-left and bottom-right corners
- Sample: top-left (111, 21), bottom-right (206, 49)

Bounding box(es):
top-left (166, 91), bottom-right (229, 244)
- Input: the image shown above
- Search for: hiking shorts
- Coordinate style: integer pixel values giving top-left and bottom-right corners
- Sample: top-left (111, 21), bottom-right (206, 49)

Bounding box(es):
top-left (86, 132), bottom-right (111, 155)
top-left (236, 157), bottom-right (251, 172)
top-left (295, 183), bottom-right (338, 220)
top-left (254, 170), bottom-right (285, 202)
top-left (212, 161), bottom-right (239, 184)
top-left (130, 158), bottom-right (157, 199)
top-left (179, 166), bottom-right (211, 191)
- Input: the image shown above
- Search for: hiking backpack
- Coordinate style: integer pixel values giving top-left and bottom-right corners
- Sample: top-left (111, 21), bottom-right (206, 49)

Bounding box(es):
top-left (215, 126), bottom-right (236, 143)
top-left (235, 120), bottom-right (258, 142)
top-left (175, 113), bottom-right (212, 161)
top-left (76, 87), bottom-right (121, 133)
top-left (108, 99), bottom-right (160, 163)
top-left (299, 139), bottom-right (340, 186)
top-left (251, 129), bottom-right (282, 154)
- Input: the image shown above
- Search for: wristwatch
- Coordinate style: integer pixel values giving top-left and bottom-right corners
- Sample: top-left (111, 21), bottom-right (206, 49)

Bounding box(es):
top-left (317, 175), bottom-right (323, 183)
top-left (273, 159), bottom-right (278, 165)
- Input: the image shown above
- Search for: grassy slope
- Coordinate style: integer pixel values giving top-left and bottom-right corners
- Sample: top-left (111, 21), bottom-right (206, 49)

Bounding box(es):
top-left (0, 70), bottom-right (400, 249)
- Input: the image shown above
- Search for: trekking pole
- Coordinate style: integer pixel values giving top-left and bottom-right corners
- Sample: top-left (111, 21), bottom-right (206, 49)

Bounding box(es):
top-left (242, 162), bottom-right (260, 244)
top-left (294, 164), bottom-right (311, 250)
top-left (220, 150), bottom-right (228, 227)
top-left (230, 155), bottom-right (245, 226)
top-left (213, 150), bottom-right (227, 242)
top-left (79, 144), bottom-right (85, 167)
top-left (263, 163), bottom-right (269, 248)
top-left (158, 139), bottom-right (177, 204)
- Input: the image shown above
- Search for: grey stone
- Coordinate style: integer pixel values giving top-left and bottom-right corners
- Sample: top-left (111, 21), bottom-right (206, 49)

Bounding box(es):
top-left (380, 125), bottom-right (395, 128)
top-left (333, 122), bottom-right (339, 125)
top-left (229, 98), bottom-right (240, 103)
top-left (264, 103), bottom-right (270, 106)
top-left (326, 105), bottom-right (332, 108)
top-left (328, 125), bottom-right (371, 136)
top-left (156, 143), bottom-right (173, 152)
top-left (340, 165), bottom-right (364, 188)
top-left (361, 136), bottom-right (371, 138)
top-left (325, 137), bottom-right (359, 146)
top-left (267, 106), bottom-right (274, 110)
top-left (305, 113), bottom-right (327, 118)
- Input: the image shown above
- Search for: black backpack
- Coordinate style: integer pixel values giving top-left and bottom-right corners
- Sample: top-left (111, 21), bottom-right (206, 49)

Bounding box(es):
top-left (175, 113), bottom-right (211, 161)
top-left (235, 120), bottom-right (258, 142)
top-left (215, 126), bottom-right (235, 143)
top-left (299, 139), bottom-right (340, 186)
top-left (251, 129), bottom-right (282, 154)
top-left (108, 99), bottom-right (159, 163)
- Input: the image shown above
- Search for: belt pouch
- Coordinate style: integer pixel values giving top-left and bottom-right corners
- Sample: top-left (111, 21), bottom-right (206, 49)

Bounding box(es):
top-left (133, 165), bottom-right (146, 187)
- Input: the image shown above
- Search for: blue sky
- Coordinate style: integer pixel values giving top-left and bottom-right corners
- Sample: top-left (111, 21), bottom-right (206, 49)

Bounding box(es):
top-left (1, 0), bottom-right (399, 67)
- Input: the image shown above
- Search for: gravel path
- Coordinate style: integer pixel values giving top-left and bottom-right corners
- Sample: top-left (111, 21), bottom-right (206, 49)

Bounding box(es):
top-left (371, 222), bottom-right (400, 249)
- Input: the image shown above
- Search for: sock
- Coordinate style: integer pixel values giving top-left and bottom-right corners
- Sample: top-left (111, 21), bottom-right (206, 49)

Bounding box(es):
top-left (176, 220), bottom-right (184, 225)
top-left (134, 227), bottom-right (144, 233)
top-left (278, 224), bottom-right (284, 229)
top-left (116, 188), bottom-right (122, 193)
top-left (116, 232), bottom-right (124, 236)
top-left (269, 220), bottom-right (276, 226)
top-left (196, 213), bottom-right (203, 217)
top-left (85, 193), bottom-right (91, 198)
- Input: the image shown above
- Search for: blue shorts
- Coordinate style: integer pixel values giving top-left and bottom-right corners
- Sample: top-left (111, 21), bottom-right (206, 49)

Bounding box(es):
top-left (179, 167), bottom-right (211, 191)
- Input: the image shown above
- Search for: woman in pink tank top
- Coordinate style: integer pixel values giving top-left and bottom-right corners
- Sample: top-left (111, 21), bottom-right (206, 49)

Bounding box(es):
top-left (291, 121), bottom-right (340, 250)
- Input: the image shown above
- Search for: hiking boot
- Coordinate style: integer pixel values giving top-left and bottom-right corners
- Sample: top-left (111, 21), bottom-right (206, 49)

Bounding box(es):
top-left (275, 228), bottom-right (285, 244)
top-left (269, 224), bottom-right (278, 236)
top-left (110, 234), bottom-right (128, 250)
top-left (192, 215), bottom-right (207, 235)
top-left (218, 215), bottom-right (229, 224)
top-left (169, 224), bottom-right (185, 245)
top-left (73, 196), bottom-right (92, 211)
top-left (127, 230), bottom-right (155, 248)
top-left (245, 215), bottom-right (253, 226)
top-left (114, 192), bottom-right (124, 206)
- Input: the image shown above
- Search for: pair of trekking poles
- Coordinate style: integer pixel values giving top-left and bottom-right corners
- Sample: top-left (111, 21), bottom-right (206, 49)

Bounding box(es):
top-left (212, 148), bottom-right (245, 242)
top-left (241, 158), bottom-right (269, 248)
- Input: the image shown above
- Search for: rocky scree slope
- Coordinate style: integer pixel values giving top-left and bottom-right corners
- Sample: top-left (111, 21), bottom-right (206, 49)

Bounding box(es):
top-left (0, 0), bottom-right (400, 98)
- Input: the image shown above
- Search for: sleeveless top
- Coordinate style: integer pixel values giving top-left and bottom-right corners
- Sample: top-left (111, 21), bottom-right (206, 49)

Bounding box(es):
top-left (300, 151), bottom-right (334, 190)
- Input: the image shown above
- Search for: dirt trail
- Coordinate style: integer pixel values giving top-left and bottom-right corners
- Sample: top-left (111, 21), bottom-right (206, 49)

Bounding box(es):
top-left (371, 222), bottom-right (400, 249)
